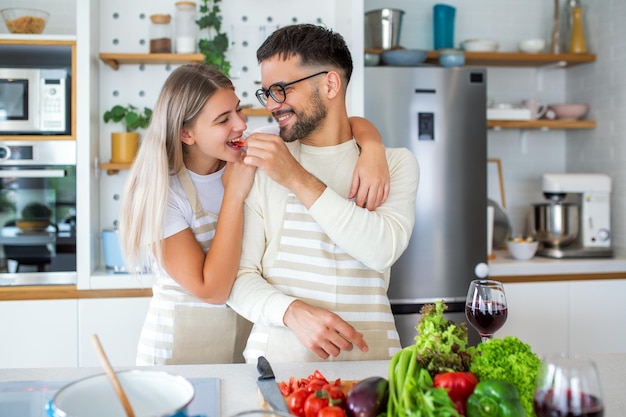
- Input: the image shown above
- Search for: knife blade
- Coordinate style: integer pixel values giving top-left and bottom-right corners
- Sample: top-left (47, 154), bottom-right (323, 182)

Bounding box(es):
top-left (256, 356), bottom-right (290, 413)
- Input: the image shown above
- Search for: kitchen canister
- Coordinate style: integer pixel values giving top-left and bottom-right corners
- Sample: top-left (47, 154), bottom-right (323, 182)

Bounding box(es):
top-left (101, 229), bottom-right (127, 273)
top-left (175, 1), bottom-right (197, 54)
top-left (46, 370), bottom-right (195, 417)
top-left (149, 13), bottom-right (172, 53)
top-left (433, 4), bottom-right (456, 50)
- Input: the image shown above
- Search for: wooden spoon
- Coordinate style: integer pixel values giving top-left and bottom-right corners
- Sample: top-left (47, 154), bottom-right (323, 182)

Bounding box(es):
top-left (91, 334), bottom-right (136, 417)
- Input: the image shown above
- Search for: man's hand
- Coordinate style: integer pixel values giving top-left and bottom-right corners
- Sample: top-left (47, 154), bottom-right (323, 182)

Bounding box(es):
top-left (243, 132), bottom-right (326, 209)
top-left (283, 300), bottom-right (369, 360)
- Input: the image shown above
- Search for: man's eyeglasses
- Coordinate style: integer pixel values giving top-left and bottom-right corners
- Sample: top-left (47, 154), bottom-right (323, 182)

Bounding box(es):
top-left (255, 71), bottom-right (329, 106)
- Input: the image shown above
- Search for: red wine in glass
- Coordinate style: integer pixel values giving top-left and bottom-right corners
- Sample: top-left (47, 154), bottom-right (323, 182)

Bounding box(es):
top-left (534, 389), bottom-right (604, 417)
top-left (465, 301), bottom-right (508, 338)
top-left (465, 279), bottom-right (508, 342)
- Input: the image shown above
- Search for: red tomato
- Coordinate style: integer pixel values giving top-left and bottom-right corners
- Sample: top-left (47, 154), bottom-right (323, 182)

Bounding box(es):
top-left (318, 406), bottom-right (347, 417)
top-left (287, 388), bottom-right (312, 417)
top-left (279, 381), bottom-right (291, 397)
top-left (323, 384), bottom-right (347, 409)
top-left (304, 391), bottom-right (329, 417)
top-left (309, 370), bottom-right (329, 384)
top-left (306, 379), bottom-right (327, 393)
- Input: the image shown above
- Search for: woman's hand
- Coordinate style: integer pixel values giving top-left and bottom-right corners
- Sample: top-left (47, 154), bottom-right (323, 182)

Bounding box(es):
top-left (349, 144), bottom-right (390, 210)
top-left (222, 157), bottom-right (256, 202)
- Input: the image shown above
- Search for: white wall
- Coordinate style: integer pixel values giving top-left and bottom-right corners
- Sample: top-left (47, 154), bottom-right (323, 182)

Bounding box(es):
top-left (565, 1), bottom-right (626, 256)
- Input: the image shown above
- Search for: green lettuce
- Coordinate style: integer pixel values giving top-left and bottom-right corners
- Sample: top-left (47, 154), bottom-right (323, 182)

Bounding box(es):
top-left (414, 301), bottom-right (473, 376)
top-left (469, 336), bottom-right (542, 417)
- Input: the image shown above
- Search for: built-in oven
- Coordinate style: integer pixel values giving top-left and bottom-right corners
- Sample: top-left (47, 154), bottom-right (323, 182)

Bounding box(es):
top-left (0, 140), bottom-right (76, 285)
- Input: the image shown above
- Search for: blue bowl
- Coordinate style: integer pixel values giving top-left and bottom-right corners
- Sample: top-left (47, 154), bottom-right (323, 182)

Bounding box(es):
top-left (438, 49), bottom-right (465, 67)
top-left (380, 49), bottom-right (428, 66)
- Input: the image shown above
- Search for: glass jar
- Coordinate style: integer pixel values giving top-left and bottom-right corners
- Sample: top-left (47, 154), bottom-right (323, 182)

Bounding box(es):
top-left (175, 1), bottom-right (197, 54)
top-left (149, 14), bottom-right (172, 53)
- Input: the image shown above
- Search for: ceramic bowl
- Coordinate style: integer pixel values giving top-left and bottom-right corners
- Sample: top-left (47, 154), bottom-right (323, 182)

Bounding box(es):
top-left (507, 239), bottom-right (539, 261)
top-left (47, 370), bottom-right (195, 417)
top-left (549, 103), bottom-right (589, 120)
top-left (1, 8), bottom-right (49, 34)
top-left (518, 38), bottom-right (546, 53)
top-left (461, 39), bottom-right (499, 52)
top-left (438, 49), bottom-right (465, 67)
top-left (380, 49), bottom-right (428, 66)
top-left (364, 52), bottom-right (380, 66)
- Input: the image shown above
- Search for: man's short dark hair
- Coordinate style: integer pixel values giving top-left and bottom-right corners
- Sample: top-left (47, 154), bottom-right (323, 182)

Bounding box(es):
top-left (256, 24), bottom-right (353, 85)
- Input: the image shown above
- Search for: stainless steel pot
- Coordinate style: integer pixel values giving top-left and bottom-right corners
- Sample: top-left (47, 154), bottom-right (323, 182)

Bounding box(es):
top-left (532, 202), bottom-right (579, 247)
top-left (365, 8), bottom-right (405, 50)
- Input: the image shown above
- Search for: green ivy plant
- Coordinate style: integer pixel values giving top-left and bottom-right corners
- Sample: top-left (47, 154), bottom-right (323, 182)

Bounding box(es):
top-left (196, 0), bottom-right (231, 76)
top-left (103, 104), bottom-right (153, 133)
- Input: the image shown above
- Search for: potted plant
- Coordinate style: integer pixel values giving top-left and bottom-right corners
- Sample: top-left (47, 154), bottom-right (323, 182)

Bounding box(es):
top-left (103, 104), bottom-right (152, 164)
top-left (196, 0), bottom-right (231, 76)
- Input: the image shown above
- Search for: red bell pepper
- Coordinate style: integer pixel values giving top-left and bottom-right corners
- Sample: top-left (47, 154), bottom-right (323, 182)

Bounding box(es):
top-left (433, 371), bottom-right (479, 416)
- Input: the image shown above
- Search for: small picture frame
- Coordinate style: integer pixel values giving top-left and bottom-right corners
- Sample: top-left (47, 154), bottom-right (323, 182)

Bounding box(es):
top-left (487, 158), bottom-right (506, 209)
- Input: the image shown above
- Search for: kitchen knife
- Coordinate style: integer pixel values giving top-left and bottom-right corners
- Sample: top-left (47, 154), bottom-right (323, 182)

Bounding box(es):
top-left (256, 356), bottom-right (290, 414)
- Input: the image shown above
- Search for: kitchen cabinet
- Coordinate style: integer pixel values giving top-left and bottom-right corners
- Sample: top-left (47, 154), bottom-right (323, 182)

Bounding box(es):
top-left (570, 280), bottom-right (626, 355)
top-left (0, 299), bottom-right (78, 368)
top-left (0, 38), bottom-right (77, 140)
top-left (78, 297), bottom-right (150, 367)
top-left (499, 281), bottom-right (569, 356)
top-left (500, 279), bottom-right (626, 356)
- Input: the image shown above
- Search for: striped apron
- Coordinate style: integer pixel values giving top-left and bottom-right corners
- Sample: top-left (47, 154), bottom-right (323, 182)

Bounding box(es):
top-left (243, 193), bottom-right (401, 363)
top-left (136, 166), bottom-right (252, 365)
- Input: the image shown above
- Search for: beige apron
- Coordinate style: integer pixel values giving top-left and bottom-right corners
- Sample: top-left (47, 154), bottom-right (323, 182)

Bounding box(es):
top-left (136, 166), bottom-right (252, 365)
top-left (243, 193), bottom-right (400, 363)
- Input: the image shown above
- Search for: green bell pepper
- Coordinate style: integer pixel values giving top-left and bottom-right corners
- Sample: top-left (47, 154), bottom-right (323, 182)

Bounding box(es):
top-left (466, 380), bottom-right (526, 417)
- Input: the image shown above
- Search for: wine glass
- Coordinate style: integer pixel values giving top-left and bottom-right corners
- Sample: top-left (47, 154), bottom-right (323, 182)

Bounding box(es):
top-left (534, 355), bottom-right (604, 417)
top-left (465, 279), bottom-right (508, 342)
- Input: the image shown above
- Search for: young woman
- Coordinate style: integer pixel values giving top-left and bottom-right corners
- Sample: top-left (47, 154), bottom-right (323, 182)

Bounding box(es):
top-left (119, 64), bottom-right (389, 365)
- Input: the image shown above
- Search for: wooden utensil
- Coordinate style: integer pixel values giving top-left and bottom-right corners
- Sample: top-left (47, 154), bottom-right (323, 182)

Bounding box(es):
top-left (91, 334), bottom-right (136, 417)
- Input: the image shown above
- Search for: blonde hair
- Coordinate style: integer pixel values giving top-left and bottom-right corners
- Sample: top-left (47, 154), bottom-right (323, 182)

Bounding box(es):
top-left (119, 64), bottom-right (234, 272)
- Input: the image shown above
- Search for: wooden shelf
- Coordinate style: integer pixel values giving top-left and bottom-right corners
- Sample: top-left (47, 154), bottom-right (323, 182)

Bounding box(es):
top-left (488, 119), bottom-right (596, 130)
top-left (98, 53), bottom-right (205, 70)
top-left (99, 162), bottom-right (131, 175)
top-left (366, 50), bottom-right (596, 68)
top-left (242, 108), bottom-right (271, 117)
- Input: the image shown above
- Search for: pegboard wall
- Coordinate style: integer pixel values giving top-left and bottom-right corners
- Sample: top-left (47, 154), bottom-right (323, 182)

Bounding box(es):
top-left (98, 0), bottom-right (338, 231)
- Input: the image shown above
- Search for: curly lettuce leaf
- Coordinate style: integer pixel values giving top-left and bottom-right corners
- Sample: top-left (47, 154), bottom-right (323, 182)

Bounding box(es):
top-left (469, 336), bottom-right (542, 417)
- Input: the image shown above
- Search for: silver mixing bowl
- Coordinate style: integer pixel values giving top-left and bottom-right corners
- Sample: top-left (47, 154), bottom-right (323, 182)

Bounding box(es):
top-left (532, 202), bottom-right (579, 247)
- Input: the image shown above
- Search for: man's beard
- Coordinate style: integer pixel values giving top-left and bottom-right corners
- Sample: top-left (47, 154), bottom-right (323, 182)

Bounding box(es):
top-left (278, 90), bottom-right (327, 143)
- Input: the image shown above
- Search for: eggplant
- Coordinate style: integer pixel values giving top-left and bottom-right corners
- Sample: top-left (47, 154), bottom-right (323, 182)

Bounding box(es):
top-left (345, 376), bottom-right (389, 417)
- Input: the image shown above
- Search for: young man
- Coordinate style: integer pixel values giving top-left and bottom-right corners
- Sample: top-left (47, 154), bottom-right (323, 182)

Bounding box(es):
top-left (228, 24), bottom-right (420, 363)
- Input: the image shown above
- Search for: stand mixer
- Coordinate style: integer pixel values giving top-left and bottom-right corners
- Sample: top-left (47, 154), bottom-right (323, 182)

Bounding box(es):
top-left (531, 173), bottom-right (612, 258)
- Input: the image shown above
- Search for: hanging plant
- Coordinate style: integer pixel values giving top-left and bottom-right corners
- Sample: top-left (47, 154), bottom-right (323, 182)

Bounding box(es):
top-left (196, 0), bottom-right (231, 76)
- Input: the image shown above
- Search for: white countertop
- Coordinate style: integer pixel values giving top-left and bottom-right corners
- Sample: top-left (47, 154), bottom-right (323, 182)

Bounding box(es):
top-left (1, 355), bottom-right (624, 416)
top-left (489, 250), bottom-right (626, 277)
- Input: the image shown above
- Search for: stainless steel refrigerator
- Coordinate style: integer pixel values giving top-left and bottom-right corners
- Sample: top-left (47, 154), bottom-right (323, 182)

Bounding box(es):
top-left (364, 66), bottom-right (488, 347)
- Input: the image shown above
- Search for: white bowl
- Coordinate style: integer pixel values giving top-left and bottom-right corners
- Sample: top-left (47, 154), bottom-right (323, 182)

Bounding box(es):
top-left (518, 38), bottom-right (546, 53)
top-left (507, 240), bottom-right (539, 261)
top-left (549, 103), bottom-right (589, 120)
top-left (364, 52), bottom-right (380, 66)
top-left (461, 39), bottom-right (499, 52)
top-left (48, 370), bottom-right (195, 417)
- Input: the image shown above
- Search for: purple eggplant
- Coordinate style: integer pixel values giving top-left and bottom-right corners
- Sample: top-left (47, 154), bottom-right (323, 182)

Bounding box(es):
top-left (346, 376), bottom-right (389, 417)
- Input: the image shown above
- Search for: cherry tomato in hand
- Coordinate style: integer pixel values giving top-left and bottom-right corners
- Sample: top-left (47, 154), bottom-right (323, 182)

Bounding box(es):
top-left (287, 387), bottom-right (311, 417)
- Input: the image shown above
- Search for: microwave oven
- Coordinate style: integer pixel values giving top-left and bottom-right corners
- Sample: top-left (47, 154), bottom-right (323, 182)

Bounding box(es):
top-left (0, 68), bottom-right (70, 135)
